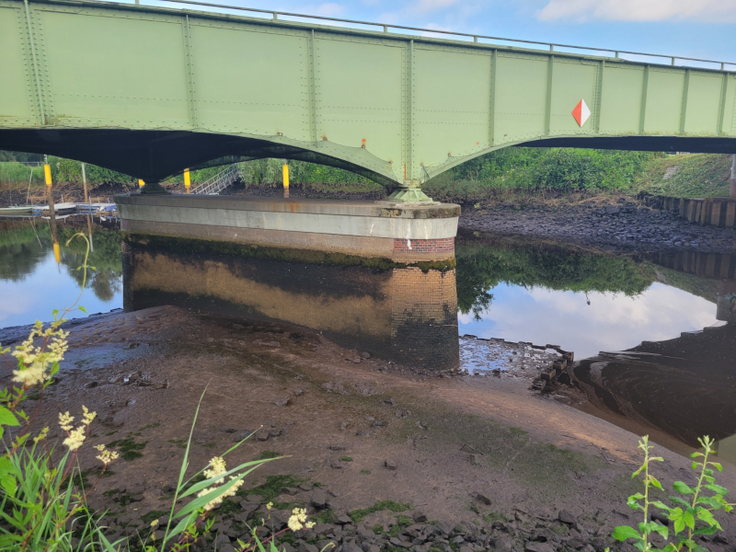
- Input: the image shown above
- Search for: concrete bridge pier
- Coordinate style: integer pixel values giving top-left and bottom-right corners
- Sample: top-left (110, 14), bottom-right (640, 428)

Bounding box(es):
top-left (731, 154), bottom-right (736, 199)
top-left (116, 195), bottom-right (461, 266)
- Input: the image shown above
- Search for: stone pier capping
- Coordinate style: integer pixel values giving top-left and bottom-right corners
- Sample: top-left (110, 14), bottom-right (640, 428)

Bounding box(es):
top-left (116, 195), bottom-right (461, 263)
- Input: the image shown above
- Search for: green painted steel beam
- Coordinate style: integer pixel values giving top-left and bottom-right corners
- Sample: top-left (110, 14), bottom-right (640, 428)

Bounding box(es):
top-left (1, 0), bottom-right (736, 200)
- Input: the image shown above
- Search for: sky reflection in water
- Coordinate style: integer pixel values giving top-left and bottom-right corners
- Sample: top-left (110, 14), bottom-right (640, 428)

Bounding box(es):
top-left (0, 251), bottom-right (123, 327)
top-left (459, 282), bottom-right (720, 360)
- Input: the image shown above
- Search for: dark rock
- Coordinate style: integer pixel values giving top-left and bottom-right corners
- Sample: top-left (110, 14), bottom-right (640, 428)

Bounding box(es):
top-left (437, 521), bottom-right (454, 536)
top-left (255, 429), bottom-right (270, 441)
top-left (395, 408), bottom-right (411, 418)
top-left (451, 535), bottom-right (465, 544)
top-left (213, 533), bottom-right (231, 547)
top-left (298, 542), bottom-right (319, 552)
top-left (389, 536), bottom-right (411, 548)
top-left (558, 510), bottom-right (576, 525)
top-left (272, 396), bottom-right (290, 407)
top-left (293, 389), bottom-right (305, 396)
top-left (567, 538), bottom-right (585, 549)
top-left (310, 489), bottom-right (329, 509)
top-left (384, 459), bottom-right (397, 470)
top-left (372, 420), bottom-right (387, 427)
top-left (494, 536), bottom-right (513, 552)
top-left (525, 543), bottom-right (555, 552)
top-left (413, 511), bottom-right (428, 523)
top-left (650, 511), bottom-right (669, 525)
top-left (336, 514), bottom-right (352, 525)
top-left (280, 486), bottom-right (299, 495)
top-left (475, 493), bottom-right (492, 505)
top-left (360, 351), bottom-right (371, 359)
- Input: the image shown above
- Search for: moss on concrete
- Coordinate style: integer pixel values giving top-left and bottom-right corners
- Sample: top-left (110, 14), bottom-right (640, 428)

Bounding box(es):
top-left (123, 232), bottom-right (455, 272)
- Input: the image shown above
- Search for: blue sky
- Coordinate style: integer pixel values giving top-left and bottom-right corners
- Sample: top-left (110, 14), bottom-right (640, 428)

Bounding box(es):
top-left (167, 0), bottom-right (736, 68)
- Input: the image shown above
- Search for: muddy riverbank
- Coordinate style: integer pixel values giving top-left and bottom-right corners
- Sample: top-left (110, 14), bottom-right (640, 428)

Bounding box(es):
top-left (460, 197), bottom-right (736, 254)
top-left (3, 306), bottom-right (736, 551)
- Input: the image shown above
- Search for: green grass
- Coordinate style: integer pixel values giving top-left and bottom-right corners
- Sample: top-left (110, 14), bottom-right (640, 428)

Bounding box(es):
top-left (140, 510), bottom-right (167, 524)
top-left (348, 500), bottom-right (412, 524)
top-left (339, 456), bottom-right (353, 462)
top-left (242, 474), bottom-right (309, 503)
top-left (634, 153), bottom-right (732, 198)
top-left (258, 451), bottom-right (283, 460)
top-left (106, 435), bottom-right (146, 461)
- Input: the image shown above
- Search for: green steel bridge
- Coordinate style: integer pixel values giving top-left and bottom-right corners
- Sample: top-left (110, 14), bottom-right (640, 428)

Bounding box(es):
top-left (1, 0), bottom-right (736, 200)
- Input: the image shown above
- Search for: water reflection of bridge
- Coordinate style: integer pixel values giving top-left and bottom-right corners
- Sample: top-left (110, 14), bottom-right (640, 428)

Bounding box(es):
top-left (122, 236), bottom-right (459, 370)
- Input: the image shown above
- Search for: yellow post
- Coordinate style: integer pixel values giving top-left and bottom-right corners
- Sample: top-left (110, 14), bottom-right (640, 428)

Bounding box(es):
top-left (184, 168), bottom-right (191, 194)
top-left (282, 163), bottom-right (289, 199)
top-left (44, 161), bottom-right (60, 263)
top-left (138, 179), bottom-right (145, 188)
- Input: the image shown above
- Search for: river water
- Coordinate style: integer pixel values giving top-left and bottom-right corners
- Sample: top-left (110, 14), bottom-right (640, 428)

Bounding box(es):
top-left (1, 217), bottom-right (735, 461)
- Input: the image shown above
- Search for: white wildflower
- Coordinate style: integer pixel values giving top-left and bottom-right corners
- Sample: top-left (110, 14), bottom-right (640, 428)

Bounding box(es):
top-left (203, 456), bottom-right (227, 479)
top-left (195, 457), bottom-right (244, 511)
top-left (82, 405), bottom-right (96, 425)
top-left (63, 425), bottom-right (86, 451)
top-left (94, 444), bottom-right (119, 465)
top-left (58, 412), bottom-right (74, 432)
top-left (288, 508), bottom-right (308, 532)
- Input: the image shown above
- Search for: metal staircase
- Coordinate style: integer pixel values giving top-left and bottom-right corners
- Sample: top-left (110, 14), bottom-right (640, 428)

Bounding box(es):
top-left (190, 164), bottom-right (241, 195)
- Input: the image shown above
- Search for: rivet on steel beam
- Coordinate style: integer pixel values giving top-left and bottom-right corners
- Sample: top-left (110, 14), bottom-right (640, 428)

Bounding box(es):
top-left (322, 135), bottom-right (328, 141)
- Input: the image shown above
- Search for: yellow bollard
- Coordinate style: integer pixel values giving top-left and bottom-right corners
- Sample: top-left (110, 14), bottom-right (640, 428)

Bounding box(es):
top-left (139, 179), bottom-right (145, 188)
top-left (44, 162), bottom-right (61, 263)
top-left (282, 163), bottom-right (289, 199)
top-left (184, 168), bottom-right (191, 194)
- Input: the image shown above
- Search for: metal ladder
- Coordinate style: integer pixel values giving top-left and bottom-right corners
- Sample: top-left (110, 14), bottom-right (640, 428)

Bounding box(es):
top-left (190, 164), bottom-right (241, 195)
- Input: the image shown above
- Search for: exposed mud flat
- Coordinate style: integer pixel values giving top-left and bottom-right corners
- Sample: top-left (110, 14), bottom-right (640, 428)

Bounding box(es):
top-left (3, 306), bottom-right (736, 551)
top-left (461, 198), bottom-right (736, 254)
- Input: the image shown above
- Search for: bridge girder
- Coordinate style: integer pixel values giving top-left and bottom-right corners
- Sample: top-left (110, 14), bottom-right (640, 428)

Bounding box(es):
top-left (1, 0), bottom-right (736, 195)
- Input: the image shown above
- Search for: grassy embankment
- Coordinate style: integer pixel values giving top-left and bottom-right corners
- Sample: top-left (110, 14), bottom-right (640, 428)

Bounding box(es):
top-left (1, 148), bottom-right (731, 203)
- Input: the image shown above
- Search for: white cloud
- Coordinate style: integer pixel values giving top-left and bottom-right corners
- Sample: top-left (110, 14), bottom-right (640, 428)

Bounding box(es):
top-left (538, 0), bottom-right (736, 23)
top-left (313, 2), bottom-right (345, 16)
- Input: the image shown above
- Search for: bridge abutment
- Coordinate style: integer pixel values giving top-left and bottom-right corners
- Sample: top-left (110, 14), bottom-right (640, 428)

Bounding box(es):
top-left (115, 195), bottom-right (460, 266)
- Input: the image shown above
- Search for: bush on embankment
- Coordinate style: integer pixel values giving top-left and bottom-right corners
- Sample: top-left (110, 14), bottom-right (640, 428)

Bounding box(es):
top-left (1, 148), bottom-right (731, 201)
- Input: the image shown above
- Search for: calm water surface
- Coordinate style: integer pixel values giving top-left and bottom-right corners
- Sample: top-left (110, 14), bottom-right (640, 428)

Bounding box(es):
top-left (2, 217), bottom-right (736, 460)
top-left (0, 219), bottom-right (123, 327)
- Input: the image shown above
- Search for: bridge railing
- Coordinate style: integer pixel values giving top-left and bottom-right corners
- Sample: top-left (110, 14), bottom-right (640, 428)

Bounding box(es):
top-left (100, 0), bottom-right (736, 71)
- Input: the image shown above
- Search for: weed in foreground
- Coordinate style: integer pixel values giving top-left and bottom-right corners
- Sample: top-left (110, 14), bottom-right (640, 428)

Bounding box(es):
top-left (613, 435), bottom-right (733, 552)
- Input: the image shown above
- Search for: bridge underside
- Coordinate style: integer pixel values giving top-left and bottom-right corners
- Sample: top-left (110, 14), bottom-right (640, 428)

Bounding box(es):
top-left (1, 128), bottom-right (735, 192)
top-left (0, 129), bottom-right (401, 188)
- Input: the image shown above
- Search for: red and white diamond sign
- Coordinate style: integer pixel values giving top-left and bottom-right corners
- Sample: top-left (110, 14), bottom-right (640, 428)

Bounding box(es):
top-left (571, 99), bottom-right (591, 127)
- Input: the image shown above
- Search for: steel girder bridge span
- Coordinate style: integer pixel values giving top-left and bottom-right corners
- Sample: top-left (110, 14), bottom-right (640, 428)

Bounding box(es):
top-left (1, 0), bottom-right (736, 201)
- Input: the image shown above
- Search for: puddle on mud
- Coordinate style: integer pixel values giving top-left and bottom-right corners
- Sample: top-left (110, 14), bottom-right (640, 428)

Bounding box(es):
top-left (2, 218), bottom-right (736, 462)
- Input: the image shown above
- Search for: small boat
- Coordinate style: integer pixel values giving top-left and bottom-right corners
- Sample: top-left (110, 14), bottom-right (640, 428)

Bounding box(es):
top-left (77, 202), bottom-right (117, 214)
top-left (32, 202), bottom-right (77, 215)
top-left (0, 205), bottom-right (34, 216)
